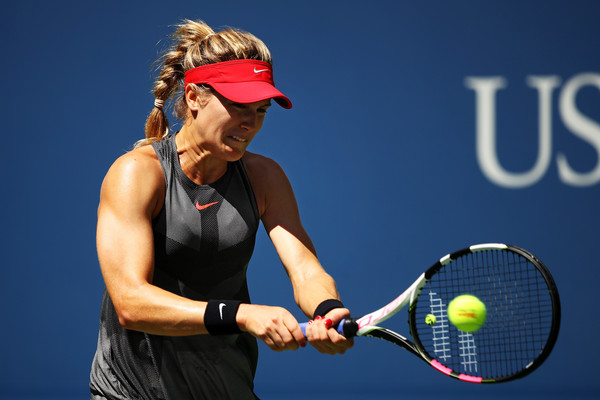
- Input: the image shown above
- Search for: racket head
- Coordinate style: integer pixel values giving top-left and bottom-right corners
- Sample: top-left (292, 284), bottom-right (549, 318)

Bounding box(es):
top-left (409, 244), bottom-right (561, 383)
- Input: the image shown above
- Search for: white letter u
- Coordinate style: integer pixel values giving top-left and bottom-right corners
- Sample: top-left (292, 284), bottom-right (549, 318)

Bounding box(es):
top-left (465, 76), bottom-right (561, 188)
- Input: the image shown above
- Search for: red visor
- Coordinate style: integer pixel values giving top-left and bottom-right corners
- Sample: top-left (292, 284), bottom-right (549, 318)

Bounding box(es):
top-left (184, 60), bottom-right (292, 109)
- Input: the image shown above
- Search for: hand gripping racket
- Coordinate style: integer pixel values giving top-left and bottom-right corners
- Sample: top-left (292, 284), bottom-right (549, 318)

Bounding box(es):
top-left (300, 243), bottom-right (561, 383)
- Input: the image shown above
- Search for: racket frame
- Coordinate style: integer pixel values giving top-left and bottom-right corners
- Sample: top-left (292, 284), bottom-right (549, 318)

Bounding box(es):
top-left (338, 243), bottom-right (561, 384)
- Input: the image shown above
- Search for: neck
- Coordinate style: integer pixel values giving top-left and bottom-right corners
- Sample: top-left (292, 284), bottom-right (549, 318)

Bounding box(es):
top-left (175, 129), bottom-right (229, 185)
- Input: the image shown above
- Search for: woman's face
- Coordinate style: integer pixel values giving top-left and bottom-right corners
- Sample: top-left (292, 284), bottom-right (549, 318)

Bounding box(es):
top-left (190, 90), bottom-right (271, 161)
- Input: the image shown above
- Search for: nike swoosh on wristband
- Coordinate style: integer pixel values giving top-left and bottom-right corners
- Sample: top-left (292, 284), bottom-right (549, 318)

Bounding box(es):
top-left (219, 303), bottom-right (226, 320)
top-left (195, 201), bottom-right (219, 211)
top-left (253, 68), bottom-right (269, 73)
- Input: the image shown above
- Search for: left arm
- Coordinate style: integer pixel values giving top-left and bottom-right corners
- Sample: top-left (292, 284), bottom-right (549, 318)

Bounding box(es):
top-left (244, 152), bottom-right (353, 354)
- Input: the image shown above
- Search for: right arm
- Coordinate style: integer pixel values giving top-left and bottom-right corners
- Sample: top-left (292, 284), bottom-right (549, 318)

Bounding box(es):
top-left (97, 148), bottom-right (209, 336)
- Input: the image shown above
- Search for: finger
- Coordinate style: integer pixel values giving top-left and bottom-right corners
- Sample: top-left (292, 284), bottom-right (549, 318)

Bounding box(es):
top-left (262, 335), bottom-right (281, 352)
top-left (322, 308), bottom-right (351, 327)
top-left (271, 326), bottom-right (299, 351)
top-left (308, 317), bottom-right (330, 340)
top-left (309, 317), bottom-right (353, 354)
top-left (268, 314), bottom-right (303, 351)
top-left (287, 321), bottom-right (307, 348)
top-left (304, 320), bottom-right (316, 340)
top-left (263, 329), bottom-right (285, 352)
top-left (307, 319), bottom-right (338, 354)
top-left (279, 312), bottom-right (306, 349)
top-left (326, 326), bottom-right (353, 352)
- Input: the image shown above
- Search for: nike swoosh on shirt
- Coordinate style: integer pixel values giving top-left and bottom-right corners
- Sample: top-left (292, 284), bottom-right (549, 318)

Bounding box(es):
top-left (253, 68), bottom-right (269, 73)
top-left (195, 201), bottom-right (219, 211)
top-left (219, 303), bottom-right (226, 320)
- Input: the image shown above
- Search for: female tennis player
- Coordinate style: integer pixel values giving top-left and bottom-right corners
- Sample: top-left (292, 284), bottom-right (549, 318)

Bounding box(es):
top-left (89, 19), bottom-right (352, 400)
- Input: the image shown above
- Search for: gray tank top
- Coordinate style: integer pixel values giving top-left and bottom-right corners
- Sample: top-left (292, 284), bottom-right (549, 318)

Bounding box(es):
top-left (90, 134), bottom-right (261, 400)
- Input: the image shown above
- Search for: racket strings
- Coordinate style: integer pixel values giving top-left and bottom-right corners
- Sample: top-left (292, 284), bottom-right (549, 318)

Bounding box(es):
top-left (413, 248), bottom-right (556, 380)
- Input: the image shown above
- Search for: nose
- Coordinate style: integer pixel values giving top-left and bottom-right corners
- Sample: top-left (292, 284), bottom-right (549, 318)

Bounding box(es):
top-left (239, 110), bottom-right (258, 132)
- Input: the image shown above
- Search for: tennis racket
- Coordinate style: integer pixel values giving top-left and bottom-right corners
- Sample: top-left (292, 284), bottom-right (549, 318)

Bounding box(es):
top-left (300, 243), bottom-right (561, 383)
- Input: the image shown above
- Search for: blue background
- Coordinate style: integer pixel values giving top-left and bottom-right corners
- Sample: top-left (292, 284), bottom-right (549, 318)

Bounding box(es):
top-left (1, 1), bottom-right (598, 399)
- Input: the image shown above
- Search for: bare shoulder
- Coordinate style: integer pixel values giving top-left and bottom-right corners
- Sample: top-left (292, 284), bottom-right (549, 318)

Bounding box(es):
top-left (104, 145), bottom-right (162, 187)
top-left (242, 150), bottom-right (283, 172)
top-left (242, 151), bottom-right (290, 188)
top-left (242, 151), bottom-right (295, 218)
top-left (100, 144), bottom-right (165, 218)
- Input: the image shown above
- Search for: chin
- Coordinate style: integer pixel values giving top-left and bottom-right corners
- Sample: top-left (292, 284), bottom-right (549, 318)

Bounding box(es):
top-left (223, 147), bottom-right (246, 162)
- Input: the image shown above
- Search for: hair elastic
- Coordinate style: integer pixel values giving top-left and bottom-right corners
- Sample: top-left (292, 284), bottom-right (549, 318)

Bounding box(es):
top-left (154, 99), bottom-right (165, 109)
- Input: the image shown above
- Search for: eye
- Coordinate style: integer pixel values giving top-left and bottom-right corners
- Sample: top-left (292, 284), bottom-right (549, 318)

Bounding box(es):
top-left (230, 102), bottom-right (246, 109)
top-left (259, 101), bottom-right (272, 114)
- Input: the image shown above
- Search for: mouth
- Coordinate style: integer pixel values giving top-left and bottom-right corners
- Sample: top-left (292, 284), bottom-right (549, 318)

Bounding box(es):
top-left (229, 135), bottom-right (247, 143)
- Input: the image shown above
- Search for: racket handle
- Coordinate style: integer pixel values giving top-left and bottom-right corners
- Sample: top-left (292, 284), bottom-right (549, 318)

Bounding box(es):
top-left (299, 318), bottom-right (358, 337)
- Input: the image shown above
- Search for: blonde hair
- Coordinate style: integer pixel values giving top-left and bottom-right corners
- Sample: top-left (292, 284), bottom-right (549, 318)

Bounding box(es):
top-left (136, 19), bottom-right (273, 148)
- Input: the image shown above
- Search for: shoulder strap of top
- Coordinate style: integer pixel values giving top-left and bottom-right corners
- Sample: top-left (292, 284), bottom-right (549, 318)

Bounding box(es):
top-left (151, 135), bottom-right (176, 182)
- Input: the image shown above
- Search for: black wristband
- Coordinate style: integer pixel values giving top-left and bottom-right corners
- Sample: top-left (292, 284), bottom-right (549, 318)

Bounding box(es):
top-left (313, 299), bottom-right (345, 320)
top-left (204, 300), bottom-right (243, 335)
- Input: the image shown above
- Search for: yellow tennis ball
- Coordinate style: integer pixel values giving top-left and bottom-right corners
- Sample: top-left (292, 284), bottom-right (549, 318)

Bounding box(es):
top-left (425, 314), bottom-right (437, 325)
top-left (447, 295), bottom-right (486, 332)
